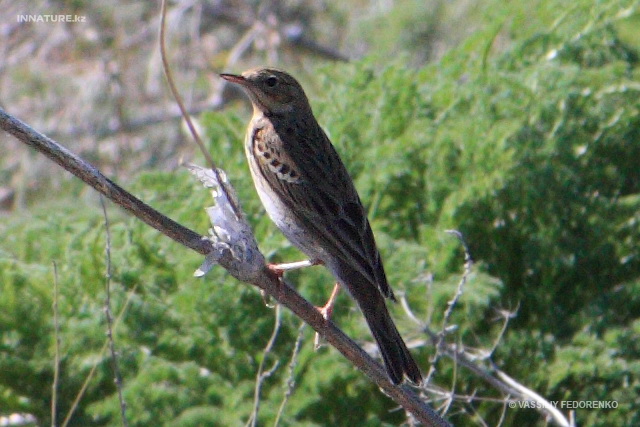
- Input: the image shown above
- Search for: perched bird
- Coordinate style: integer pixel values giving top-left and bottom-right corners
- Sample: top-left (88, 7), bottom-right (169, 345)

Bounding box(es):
top-left (220, 68), bottom-right (422, 385)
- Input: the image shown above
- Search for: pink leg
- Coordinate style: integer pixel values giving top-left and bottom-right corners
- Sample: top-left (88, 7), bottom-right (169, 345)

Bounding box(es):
top-left (317, 283), bottom-right (341, 321)
top-left (267, 259), bottom-right (323, 277)
top-left (265, 259), bottom-right (324, 303)
top-left (314, 283), bottom-right (341, 350)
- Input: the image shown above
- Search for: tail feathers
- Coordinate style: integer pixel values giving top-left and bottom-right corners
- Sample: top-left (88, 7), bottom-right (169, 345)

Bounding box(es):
top-left (364, 303), bottom-right (422, 385)
top-left (330, 261), bottom-right (422, 384)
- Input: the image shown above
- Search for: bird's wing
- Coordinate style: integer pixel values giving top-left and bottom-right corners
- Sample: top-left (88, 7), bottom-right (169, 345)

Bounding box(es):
top-left (251, 121), bottom-right (393, 299)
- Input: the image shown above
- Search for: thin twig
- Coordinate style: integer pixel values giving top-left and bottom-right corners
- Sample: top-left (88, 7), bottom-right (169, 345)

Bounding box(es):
top-left (159, 0), bottom-right (241, 219)
top-left (159, 0), bottom-right (215, 170)
top-left (425, 386), bottom-right (516, 404)
top-left (406, 280), bottom-right (569, 427)
top-left (402, 264), bottom-right (568, 424)
top-left (415, 329), bottom-right (523, 398)
top-left (274, 322), bottom-right (305, 426)
top-left (51, 262), bottom-right (61, 427)
top-left (442, 230), bottom-right (473, 326)
top-left (496, 398), bottom-right (508, 427)
top-left (100, 196), bottom-right (128, 426)
top-left (488, 305), bottom-right (518, 357)
top-left (439, 344), bottom-right (457, 415)
top-left (399, 293), bottom-right (426, 328)
top-left (425, 230), bottom-right (473, 386)
top-left (494, 368), bottom-right (571, 427)
top-left (247, 305), bottom-right (282, 427)
top-left (421, 326), bottom-right (570, 426)
top-left (61, 284), bottom-right (139, 427)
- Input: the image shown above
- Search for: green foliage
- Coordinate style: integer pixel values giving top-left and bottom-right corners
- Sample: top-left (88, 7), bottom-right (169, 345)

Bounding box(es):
top-left (1, 0), bottom-right (639, 425)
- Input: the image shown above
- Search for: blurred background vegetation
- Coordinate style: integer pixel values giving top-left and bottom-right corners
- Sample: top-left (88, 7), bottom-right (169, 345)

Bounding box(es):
top-left (1, 0), bottom-right (639, 425)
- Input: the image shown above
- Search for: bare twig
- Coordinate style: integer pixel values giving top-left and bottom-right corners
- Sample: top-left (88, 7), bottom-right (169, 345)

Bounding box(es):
top-left (100, 197), bottom-right (128, 426)
top-left (488, 305), bottom-right (518, 357)
top-left (442, 230), bottom-right (473, 326)
top-left (399, 235), bottom-right (569, 425)
top-left (0, 111), bottom-right (210, 256)
top-left (247, 305), bottom-right (283, 427)
top-left (399, 293), bottom-right (426, 328)
top-left (425, 386), bottom-right (515, 404)
top-left (425, 230), bottom-right (473, 386)
top-left (61, 282), bottom-right (140, 427)
top-left (274, 322), bottom-right (306, 426)
top-left (51, 262), bottom-right (61, 427)
top-left (412, 327), bottom-right (571, 426)
top-left (438, 343), bottom-right (457, 415)
top-left (159, 0), bottom-right (242, 220)
top-left (495, 368), bottom-right (571, 427)
top-left (496, 399), bottom-right (508, 427)
top-left (159, 0), bottom-right (215, 171)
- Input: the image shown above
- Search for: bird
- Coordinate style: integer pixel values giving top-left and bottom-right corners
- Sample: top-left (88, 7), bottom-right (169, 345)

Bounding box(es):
top-left (220, 68), bottom-right (422, 385)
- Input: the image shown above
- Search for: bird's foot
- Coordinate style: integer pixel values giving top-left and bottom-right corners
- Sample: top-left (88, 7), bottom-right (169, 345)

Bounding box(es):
top-left (263, 264), bottom-right (286, 307)
top-left (314, 283), bottom-right (341, 350)
top-left (317, 301), bottom-right (334, 321)
top-left (268, 259), bottom-right (323, 276)
top-left (263, 259), bottom-right (323, 306)
top-left (266, 263), bottom-right (286, 279)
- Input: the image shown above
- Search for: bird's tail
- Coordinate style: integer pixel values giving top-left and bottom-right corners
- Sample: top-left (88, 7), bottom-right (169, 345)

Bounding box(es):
top-left (361, 298), bottom-right (423, 385)
top-left (331, 259), bottom-right (422, 384)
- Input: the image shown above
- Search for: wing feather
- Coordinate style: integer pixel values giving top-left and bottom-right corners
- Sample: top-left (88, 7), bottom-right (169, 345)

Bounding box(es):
top-left (252, 120), bottom-right (393, 299)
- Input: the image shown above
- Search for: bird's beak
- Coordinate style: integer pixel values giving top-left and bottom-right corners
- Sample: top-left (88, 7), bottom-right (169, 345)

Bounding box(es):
top-left (220, 73), bottom-right (248, 86)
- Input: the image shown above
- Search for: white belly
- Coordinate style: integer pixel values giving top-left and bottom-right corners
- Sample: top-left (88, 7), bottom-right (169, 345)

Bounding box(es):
top-left (245, 133), bottom-right (326, 261)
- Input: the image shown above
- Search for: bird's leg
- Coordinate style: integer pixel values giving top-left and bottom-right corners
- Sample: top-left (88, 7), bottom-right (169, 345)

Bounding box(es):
top-left (314, 283), bottom-right (341, 350)
top-left (317, 282), bottom-right (341, 321)
top-left (267, 258), bottom-right (323, 277)
top-left (264, 259), bottom-right (324, 307)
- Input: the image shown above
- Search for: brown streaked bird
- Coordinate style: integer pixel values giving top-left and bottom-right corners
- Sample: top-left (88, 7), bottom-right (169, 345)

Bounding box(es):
top-left (220, 68), bottom-right (422, 385)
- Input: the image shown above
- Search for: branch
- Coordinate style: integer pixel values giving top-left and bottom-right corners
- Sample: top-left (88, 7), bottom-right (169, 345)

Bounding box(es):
top-left (0, 108), bottom-right (449, 426)
top-left (0, 109), bottom-right (210, 255)
top-left (403, 297), bottom-right (570, 425)
top-left (399, 243), bottom-right (569, 425)
top-left (494, 368), bottom-right (571, 427)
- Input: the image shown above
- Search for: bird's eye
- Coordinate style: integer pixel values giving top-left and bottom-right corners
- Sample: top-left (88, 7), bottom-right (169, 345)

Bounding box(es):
top-left (265, 76), bottom-right (278, 87)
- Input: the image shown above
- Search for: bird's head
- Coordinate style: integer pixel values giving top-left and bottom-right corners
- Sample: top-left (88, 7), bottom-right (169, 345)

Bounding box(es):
top-left (220, 68), bottom-right (311, 116)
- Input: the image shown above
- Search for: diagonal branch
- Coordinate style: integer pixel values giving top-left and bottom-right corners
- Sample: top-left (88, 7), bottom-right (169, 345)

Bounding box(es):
top-left (0, 107), bottom-right (449, 427)
top-left (0, 109), bottom-right (210, 255)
